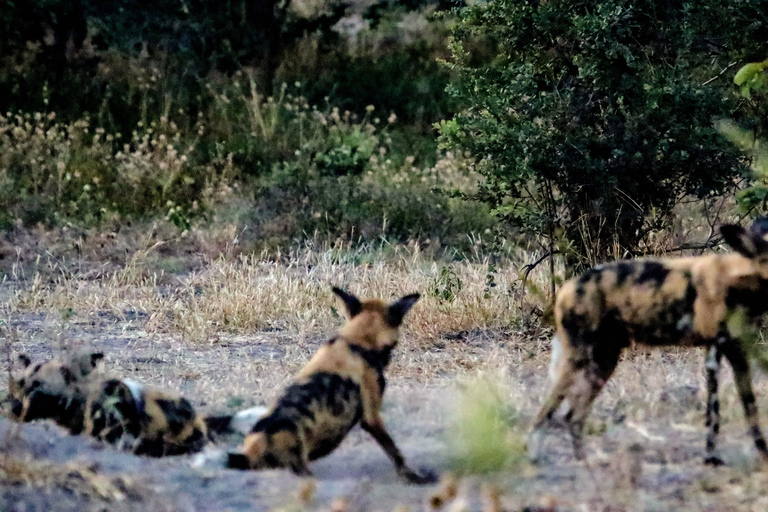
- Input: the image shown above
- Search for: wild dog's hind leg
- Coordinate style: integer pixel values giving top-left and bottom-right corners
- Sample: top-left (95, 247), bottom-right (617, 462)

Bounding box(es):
top-left (562, 341), bottom-right (623, 460)
top-left (528, 346), bottom-right (579, 463)
top-left (721, 340), bottom-right (768, 461)
top-left (704, 344), bottom-right (724, 465)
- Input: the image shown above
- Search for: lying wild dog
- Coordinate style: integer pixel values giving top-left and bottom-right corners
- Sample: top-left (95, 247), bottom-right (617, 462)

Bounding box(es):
top-left (8, 352), bottom-right (266, 456)
top-left (226, 287), bottom-right (434, 484)
top-left (528, 219), bottom-right (768, 465)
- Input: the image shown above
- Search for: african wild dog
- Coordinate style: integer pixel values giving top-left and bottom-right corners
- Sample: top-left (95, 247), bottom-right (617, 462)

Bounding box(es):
top-left (8, 351), bottom-right (244, 456)
top-left (528, 219), bottom-right (768, 465)
top-left (226, 287), bottom-right (435, 484)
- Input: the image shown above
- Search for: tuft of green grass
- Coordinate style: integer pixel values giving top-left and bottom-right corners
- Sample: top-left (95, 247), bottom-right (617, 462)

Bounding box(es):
top-left (446, 374), bottom-right (526, 474)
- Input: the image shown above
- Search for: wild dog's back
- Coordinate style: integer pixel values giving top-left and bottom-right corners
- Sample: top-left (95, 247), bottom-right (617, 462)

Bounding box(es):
top-left (555, 257), bottom-right (702, 348)
top-left (229, 335), bottom-right (370, 471)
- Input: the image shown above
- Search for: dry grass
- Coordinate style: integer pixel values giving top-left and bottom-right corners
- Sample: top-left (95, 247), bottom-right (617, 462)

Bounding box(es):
top-left (6, 235), bottom-right (552, 344)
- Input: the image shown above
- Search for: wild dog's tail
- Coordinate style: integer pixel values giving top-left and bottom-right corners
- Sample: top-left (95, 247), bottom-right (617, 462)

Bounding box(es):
top-left (204, 405), bottom-right (270, 441)
top-left (548, 334), bottom-right (564, 385)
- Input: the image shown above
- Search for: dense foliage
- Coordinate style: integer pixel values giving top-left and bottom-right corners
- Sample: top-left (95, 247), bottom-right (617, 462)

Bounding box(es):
top-left (0, 0), bottom-right (455, 130)
top-left (441, 0), bottom-right (768, 264)
top-left (0, 0), bottom-right (492, 246)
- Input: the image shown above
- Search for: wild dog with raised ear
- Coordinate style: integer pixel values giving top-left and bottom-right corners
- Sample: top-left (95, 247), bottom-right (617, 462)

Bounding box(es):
top-left (8, 351), bottom-right (233, 456)
top-left (529, 218), bottom-right (768, 465)
top-left (227, 287), bottom-right (434, 483)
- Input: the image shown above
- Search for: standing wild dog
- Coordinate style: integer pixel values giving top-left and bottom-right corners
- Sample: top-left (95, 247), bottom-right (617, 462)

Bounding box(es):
top-left (528, 219), bottom-right (768, 465)
top-left (8, 351), bottom-right (242, 456)
top-left (227, 287), bottom-right (435, 484)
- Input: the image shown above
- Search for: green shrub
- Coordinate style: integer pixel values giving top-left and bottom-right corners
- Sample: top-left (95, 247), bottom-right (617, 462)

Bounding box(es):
top-left (441, 0), bottom-right (767, 266)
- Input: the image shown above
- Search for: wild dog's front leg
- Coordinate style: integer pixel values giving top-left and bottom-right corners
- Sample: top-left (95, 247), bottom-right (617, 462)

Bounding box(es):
top-left (360, 371), bottom-right (435, 484)
top-left (721, 341), bottom-right (768, 461)
top-left (704, 344), bottom-right (724, 465)
top-left (361, 419), bottom-right (434, 484)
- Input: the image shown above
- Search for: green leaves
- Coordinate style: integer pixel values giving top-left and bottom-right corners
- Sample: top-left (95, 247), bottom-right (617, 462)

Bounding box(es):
top-left (441, 0), bottom-right (761, 264)
top-left (734, 60), bottom-right (768, 99)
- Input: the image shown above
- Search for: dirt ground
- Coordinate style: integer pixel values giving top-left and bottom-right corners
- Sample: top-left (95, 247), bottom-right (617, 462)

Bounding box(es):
top-left (4, 306), bottom-right (768, 512)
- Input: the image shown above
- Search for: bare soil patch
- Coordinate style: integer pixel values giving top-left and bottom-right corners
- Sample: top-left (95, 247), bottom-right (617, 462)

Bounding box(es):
top-left (3, 237), bottom-right (768, 512)
top-left (3, 311), bottom-right (768, 511)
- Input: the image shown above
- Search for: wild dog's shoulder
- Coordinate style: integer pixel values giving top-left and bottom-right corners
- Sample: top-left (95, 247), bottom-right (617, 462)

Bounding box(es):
top-left (297, 336), bottom-right (368, 382)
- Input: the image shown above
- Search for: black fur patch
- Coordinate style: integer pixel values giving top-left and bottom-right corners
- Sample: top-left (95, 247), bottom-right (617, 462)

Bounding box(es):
top-left (254, 373), bottom-right (362, 438)
top-left (725, 278), bottom-right (768, 317)
top-left (157, 398), bottom-right (196, 436)
top-left (615, 262), bottom-right (635, 286)
top-left (348, 344), bottom-right (392, 393)
top-left (204, 415), bottom-right (234, 437)
top-left (636, 262), bottom-right (669, 286)
top-left (228, 453), bottom-right (252, 469)
top-left (60, 367), bottom-right (76, 385)
top-left (578, 268), bottom-right (602, 285)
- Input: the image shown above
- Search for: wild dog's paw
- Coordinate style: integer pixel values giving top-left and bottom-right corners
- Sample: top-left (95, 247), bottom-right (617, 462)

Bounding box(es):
top-left (191, 447), bottom-right (228, 469)
top-left (527, 429), bottom-right (545, 463)
top-left (226, 452), bottom-right (253, 470)
top-left (398, 466), bottom-right (438, 485)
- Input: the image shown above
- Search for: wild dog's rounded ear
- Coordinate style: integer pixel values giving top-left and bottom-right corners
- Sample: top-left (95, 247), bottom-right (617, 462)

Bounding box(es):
top-left (386, 293), bottom-right (421, 327)
top-left (721, 223), bottom-right (768, 258)
top-left (332, 287), bottom-right (363, 318)
top-left (18, 354), bottom-right (31, 368)
top-left (72, 351), bottom-right (104, 377)
top-left (90, 352), bottom-right (104, 367)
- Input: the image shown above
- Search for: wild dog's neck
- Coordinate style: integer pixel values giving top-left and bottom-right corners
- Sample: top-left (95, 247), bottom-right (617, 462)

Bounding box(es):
top-left (339, 336), bottom-right (392, 395)
top-left (330, 334), bottom-right (394, 364)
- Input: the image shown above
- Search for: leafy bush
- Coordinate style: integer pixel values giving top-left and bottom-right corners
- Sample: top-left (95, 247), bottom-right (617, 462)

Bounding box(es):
top-left (441, 0), bottom-right (767, 265)
top-left (0, 86), bottom-right (494, 245)
top-left (719, 57), bottom-right (768, 213)
top-left (250, 130), bottom-right (494, 246)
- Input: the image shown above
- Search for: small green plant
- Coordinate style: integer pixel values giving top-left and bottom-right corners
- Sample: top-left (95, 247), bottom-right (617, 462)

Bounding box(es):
top-left (446, 376), bottom-right (526, 474)
top-left (430, 266), bottom-right (462, 303)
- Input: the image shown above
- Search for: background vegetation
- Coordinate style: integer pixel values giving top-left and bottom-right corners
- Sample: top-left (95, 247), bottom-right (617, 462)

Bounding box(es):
top-left (1, 0), bottom-right (767, 262)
